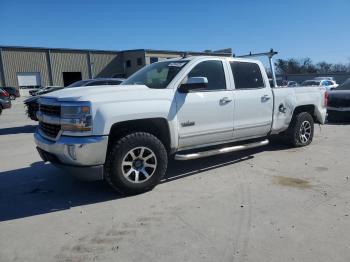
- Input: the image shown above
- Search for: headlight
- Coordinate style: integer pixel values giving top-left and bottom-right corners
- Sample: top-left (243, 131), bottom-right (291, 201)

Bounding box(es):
top-left (61, 104), bottom-right (92, 133)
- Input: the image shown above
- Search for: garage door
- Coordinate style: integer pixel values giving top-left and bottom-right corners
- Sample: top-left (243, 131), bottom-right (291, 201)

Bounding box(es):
top-left (17, 72), bottom-right (41, 88)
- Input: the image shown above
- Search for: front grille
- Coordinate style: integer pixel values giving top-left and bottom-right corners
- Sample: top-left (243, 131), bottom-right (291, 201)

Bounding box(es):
top-left (32, 101), bottom-right (39, 111)
top-left (40, 104), bottom-right (61, 116)
top-left (39, 122), bottom-right (61, 138)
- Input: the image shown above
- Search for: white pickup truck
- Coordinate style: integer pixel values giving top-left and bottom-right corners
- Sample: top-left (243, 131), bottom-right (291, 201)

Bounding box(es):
top-left (34, 56), bottom-right (327, 194)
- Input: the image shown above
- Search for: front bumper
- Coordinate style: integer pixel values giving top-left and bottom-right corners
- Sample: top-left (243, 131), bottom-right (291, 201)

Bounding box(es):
top-left (34, 131), bottom-right (108, 181)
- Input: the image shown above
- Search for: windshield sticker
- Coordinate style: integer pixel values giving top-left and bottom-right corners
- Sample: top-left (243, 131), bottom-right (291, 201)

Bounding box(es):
top-left (168, 62), bottom-right (186, 67)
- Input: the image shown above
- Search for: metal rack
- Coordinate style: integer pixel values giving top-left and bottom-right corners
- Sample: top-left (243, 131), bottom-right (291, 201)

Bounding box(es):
top-left (235, 49), bottom-right (278, 87)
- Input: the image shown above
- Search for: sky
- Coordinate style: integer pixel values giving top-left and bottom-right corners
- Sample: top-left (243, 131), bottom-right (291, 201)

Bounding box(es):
top-left (0, 0), bottom-right (349, 64)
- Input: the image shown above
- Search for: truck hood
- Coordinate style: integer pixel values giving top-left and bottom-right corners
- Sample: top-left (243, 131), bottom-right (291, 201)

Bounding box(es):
top-left (42, 85), bottom-right (172, 103)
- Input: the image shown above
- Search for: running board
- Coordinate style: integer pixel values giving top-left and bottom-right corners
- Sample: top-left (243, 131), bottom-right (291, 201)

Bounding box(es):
top-left (174, 139), bottom-right (269, 160)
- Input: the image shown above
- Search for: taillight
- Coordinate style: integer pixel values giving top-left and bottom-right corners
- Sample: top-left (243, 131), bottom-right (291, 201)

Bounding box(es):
top-left (324, 91), bottom-right (329, 107)
top-left (0, 90), bottom-right (9, 97)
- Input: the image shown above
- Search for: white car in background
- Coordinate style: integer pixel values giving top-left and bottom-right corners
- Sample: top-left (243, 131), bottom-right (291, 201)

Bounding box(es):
top-left (301, 79), bottom-right (338, 91)
top-left (313, 76), bottom-right (336, 81)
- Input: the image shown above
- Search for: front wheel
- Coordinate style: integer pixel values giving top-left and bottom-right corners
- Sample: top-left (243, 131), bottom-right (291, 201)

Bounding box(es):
top-left (104, 132), bottom-right (168, 195)
top-left (287, 112), bottom-right (314, 147)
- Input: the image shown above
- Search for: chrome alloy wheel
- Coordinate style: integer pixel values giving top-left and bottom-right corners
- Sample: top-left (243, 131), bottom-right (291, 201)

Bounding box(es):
top-left (121, 147), bottom-right (157, 183)
top-left (299, 120), bottom-right (311, 143)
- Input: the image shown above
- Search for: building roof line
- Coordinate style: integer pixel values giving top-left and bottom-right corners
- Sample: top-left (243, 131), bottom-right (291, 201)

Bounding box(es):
top-left (0, 45), bottom-right (121, 53)
top-left (0, 45), bottom-right (232, 56)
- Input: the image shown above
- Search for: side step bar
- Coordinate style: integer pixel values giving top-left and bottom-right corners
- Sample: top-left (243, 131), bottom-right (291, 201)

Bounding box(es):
top-left (174, 139), bottom-right (269, 161)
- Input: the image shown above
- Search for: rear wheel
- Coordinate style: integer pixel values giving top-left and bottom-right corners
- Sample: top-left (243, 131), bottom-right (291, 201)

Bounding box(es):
top-left (104, 132), bottom-right (168, 195)
top-left (287, 112), bottom-right (314, 147)
top-left (9, 95), bottom-right (15, 100)
top-left (0, 106), bottom-right (2, 115)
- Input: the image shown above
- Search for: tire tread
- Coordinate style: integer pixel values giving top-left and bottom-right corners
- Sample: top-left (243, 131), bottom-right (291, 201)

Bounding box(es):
top-left (104, 132), bottom-right (167, 194)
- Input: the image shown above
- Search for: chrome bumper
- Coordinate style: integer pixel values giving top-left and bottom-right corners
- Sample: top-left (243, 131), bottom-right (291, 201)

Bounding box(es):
top-left (34, 131), bottom-right (108, 181)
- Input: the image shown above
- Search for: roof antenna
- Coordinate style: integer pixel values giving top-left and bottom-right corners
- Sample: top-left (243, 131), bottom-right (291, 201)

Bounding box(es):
top-left (182, 52), bottom-right (189, 58)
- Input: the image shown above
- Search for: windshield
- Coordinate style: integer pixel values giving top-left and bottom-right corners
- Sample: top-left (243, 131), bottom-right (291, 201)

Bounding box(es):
top-left (122, 60), bottom-right (189, 89)
top-left (302, 80), bottom-right (320, 86)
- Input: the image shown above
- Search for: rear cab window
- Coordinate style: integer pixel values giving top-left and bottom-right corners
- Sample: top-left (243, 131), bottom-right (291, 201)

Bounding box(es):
top-left (230, 61), bottom-right (265, 89)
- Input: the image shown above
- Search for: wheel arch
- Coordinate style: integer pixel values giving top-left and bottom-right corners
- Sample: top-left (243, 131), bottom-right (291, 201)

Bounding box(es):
top-left (291, 104), bottom-right (318, 124)
top-left (108, 118), bottom-right (171, 154)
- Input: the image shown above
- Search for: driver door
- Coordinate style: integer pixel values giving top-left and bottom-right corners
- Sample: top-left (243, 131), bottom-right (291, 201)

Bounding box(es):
top-left (175, 60), bottom-right (234, 149)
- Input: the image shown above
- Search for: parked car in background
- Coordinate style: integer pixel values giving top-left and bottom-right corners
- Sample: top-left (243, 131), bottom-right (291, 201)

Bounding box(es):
top-left (268, 79), bottom-right (298, 87)
top-left (24, 78), bottom-right (125, 121)
top-left (67, 78), bottom-right (125, 87)
top-left (36, 86), bottom-right (64, 96)
top-left (30, 86), bottom-right (62, 96)
top-left (313, 76), bottom-right (336, 82)
top-left (1, 87), bottom-right (20, 100)
top-left (269, 79), bottom-right (286, 87)
top-left (301, 79), bottom-right (338, 91)
top-left (0, 88), bottom-right (11, 115)
top-left (286, 81), bottom-right (298, 87)
top-left (29, 87), bottom-right (43, 96)
top-left (327, 78), bottom-right (350, 121)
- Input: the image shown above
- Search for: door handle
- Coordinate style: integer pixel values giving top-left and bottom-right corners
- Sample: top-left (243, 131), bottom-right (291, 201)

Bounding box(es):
top-left (261, 95), bottom-right (271, 102)
top-left (220, 97), bottom-right (232, 105)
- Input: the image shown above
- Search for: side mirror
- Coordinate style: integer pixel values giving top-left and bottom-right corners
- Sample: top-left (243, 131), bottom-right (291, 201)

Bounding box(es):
top-left (178, 77), bottom-right (208, 93)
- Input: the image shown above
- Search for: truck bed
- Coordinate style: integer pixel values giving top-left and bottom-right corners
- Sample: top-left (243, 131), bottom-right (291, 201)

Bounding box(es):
top-left (271, 86), bottom-right (327, 134)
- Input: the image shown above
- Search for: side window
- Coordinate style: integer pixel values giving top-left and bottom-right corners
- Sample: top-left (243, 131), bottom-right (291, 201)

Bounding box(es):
top-left (230, 62), bottom-right (265, 89)
top-left (187, 60), bottom-right (226, 90)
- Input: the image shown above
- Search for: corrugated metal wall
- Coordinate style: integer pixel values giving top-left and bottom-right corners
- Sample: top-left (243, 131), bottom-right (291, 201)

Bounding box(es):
top-left (1, 47), bottom-right (228, 88)
top-left (1, 48), bottom-right (51, 88)
top-left (50, 51), bottom-right (90, 86)
top-left (122, 50), bottom-right (146, 77)
top-left (90, 52), bottom-right (124, 78)
top-left (145, 52), bottom-right (180, 65)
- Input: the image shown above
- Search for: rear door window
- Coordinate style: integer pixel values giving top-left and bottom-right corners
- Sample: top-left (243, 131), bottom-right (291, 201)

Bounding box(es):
top-left (230, 62), bottom-right (265, 89)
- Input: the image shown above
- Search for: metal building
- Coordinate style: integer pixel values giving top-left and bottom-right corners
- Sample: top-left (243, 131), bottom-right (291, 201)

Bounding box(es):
top-left (0, 46), bottom-right (232, 88)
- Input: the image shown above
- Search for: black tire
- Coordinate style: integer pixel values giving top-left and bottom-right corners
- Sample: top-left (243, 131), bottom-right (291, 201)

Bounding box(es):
top-left (0, 106), bottom-right (2, 115)
top-left (287, 112), bottom-right (314, 147)
top-left (104, 132), bottom-right (168, 195)
top-left (9, 95), bottom-right (15, 100)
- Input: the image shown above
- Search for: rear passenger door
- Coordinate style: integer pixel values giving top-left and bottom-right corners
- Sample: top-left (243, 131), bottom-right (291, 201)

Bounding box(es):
top-left (230, 61), bottom-right (273, 139)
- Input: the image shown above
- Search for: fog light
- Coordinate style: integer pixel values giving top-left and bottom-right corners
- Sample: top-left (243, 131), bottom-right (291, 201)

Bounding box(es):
top-left (67, 145), bottom-right (77, 160)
